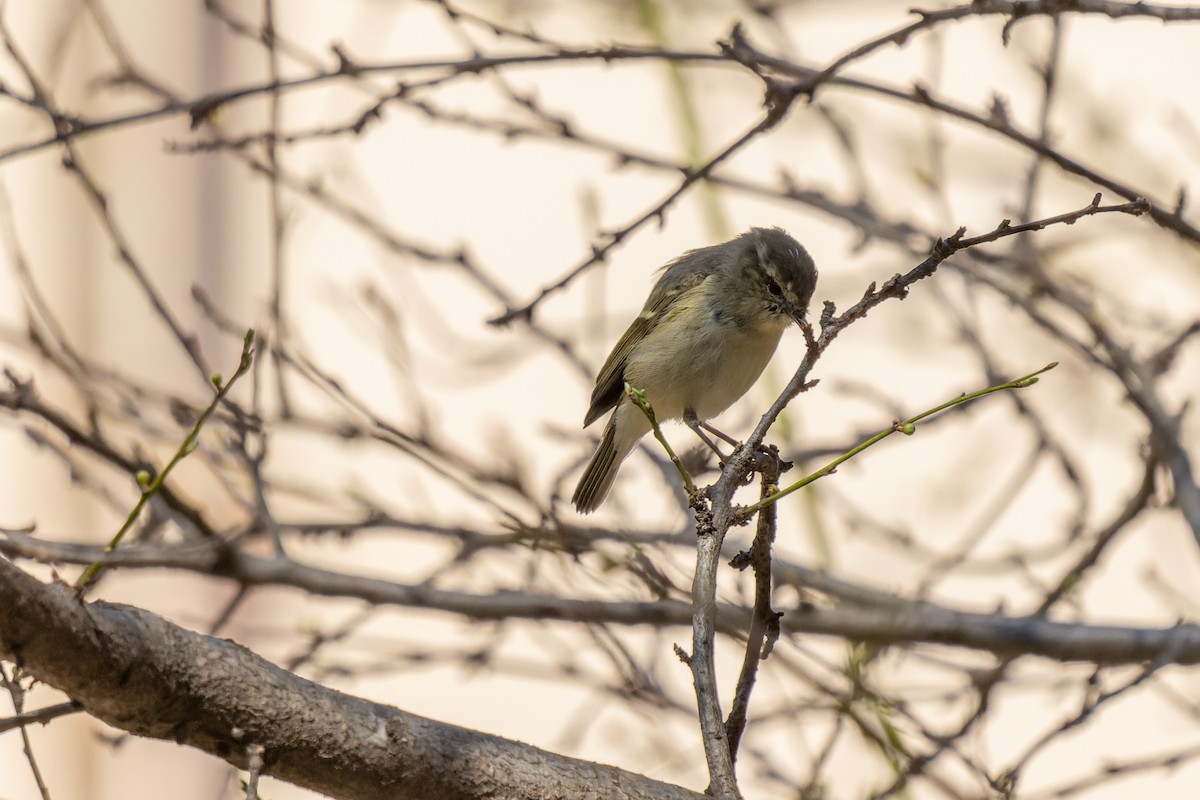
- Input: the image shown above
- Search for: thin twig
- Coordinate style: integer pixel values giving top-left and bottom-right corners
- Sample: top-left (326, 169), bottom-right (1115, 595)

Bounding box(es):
top-left (736, 362), bottom-right (1058, 520)
top-left (76, 329), bottom-right (256, 590)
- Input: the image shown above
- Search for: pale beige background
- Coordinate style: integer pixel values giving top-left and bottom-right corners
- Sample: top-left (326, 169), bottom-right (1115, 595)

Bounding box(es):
top-left (2, 1), bottom-right (1199, 798)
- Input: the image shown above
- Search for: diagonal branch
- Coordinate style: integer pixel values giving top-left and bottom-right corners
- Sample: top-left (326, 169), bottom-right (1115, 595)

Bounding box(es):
top-left (0, 557), bottom-right (706, 800)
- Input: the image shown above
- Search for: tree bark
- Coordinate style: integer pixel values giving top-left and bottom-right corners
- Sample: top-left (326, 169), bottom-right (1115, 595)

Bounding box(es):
top-left (0, 557), bottom-right (704, 800)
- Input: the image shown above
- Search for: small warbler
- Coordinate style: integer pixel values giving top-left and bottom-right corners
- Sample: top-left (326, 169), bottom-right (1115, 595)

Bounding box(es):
top-left (573, 227), bottom-right (817, 512)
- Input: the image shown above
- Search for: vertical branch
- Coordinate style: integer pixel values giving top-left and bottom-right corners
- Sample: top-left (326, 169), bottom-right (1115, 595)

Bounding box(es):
top-left (724, 457), bottom-right (784, 765)
top-left (257, 0), bottom-right (287, 555)
top-left (263, 0), bottom-right (292, 417)
top-left (633, 0), bottom-right (729, 238)
top-left (687, 508), bottom-right (742, 799)
top-left (1017, 14), bottom-right (1064, 224)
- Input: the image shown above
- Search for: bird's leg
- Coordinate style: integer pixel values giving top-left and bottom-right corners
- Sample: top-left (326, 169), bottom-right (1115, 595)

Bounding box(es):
top-left (684, 410), bottom-right (793, 482)
top-left (683, 409), bottom-right (730, 463)
top-left (698, 418), bottom-right (740, 448)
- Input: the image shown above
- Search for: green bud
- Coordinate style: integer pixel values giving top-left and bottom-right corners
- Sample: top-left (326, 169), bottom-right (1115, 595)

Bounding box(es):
top-left (135, 470), bottom-right (151, 487)
top-left (901, 422), bottom-right (916, 436)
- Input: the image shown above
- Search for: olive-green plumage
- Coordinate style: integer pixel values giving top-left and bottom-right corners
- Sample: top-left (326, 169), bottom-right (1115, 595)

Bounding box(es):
top-left (572, 227), bottom-right (818, 513)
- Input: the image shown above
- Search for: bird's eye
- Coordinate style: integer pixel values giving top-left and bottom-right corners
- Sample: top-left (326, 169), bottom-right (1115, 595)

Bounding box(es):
top-left (766, 278), bottom-right (784, 298)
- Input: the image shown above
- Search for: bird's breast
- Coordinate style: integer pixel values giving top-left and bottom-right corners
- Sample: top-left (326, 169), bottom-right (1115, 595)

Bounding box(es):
top-left (623, 298), bottom-right (787, 422)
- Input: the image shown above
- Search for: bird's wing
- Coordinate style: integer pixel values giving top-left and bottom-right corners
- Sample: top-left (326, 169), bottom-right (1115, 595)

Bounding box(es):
top-left (583, 256), bottom-right (712, 426)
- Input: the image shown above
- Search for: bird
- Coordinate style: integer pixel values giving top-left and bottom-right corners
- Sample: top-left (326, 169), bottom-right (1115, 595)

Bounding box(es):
top-left (572, 227), bottom-right (817, 513)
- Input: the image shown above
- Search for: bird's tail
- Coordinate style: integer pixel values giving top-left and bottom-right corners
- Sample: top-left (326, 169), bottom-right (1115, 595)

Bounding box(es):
top-left (572, 418), bottom-right (620, 513)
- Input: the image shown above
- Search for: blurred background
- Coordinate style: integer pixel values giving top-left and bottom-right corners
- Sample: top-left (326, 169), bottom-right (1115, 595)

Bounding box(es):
top-left (2, 1), bottom-right (1199, 798)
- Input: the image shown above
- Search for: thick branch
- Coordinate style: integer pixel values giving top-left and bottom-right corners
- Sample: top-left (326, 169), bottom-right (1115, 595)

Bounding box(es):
top-left (0, 557), bottom-right (705, 800)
